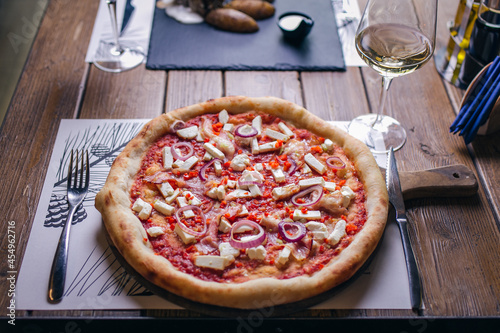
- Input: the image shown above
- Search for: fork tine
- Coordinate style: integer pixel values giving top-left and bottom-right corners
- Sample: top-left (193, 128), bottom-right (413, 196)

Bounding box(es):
top-left (68, 150), bottom-right (74, 189)
top-left (85, 150), bottom-right (89, 188)
top-left (74, 150), bottom-right (79, 188)
top-left (79, 149), bottom-right (84, 188)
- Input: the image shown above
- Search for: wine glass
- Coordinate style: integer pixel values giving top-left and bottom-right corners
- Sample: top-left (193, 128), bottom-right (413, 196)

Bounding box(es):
top-left (94, 0), bottom-right (145, 73)
top-left (347, 0), bottom-right (437, 153)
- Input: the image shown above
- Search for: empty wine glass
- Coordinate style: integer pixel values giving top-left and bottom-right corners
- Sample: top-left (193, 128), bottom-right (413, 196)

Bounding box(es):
top-left (94, 0), bottom-right (145, 73)
top-left (347, 0), bottom-right (437, 153)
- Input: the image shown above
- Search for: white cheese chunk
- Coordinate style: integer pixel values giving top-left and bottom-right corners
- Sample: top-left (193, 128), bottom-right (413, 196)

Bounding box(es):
top-left (322, 138), bottom-right (334, 151)
top-left (178, 156), bottom-right (199, 173)
top-left (195, 255), bottom-right (233, 270)
top-left (157, 182), bottom-right (174, 198)
top-left (247, 245), bottom-right (267, 260)
top-left (219, 242), bottom-right (240, 258)
top-left (216, 185), bottom-right (226, 200)
top-left (251, 137), bottom-right (260, 154)
top-left (146, 226), bottom-right (165, 237)
top-left (174, 224), bottom-right (196, 244)
top-left (293, 209), bottom-right (321, 221)
top-left (252, 115), bottom-right (262, 134)
top-left (226, 179), bottom-right (237, 189)
top-left (304, 153), bottom-right (326, 175)
top-left (264, 128), bottom-right (289, 142)
top-left (163, 147), bottom-right (174, 170)
top-left (278, 122), bottom-right (294, 138)
top-left (195, 131), bottom-right (204, 142)
top-left (230, 154), bottom-right (250, 171)
top-left (277, 246), bottom-right (291, 265)
top-left (298, 177), bottom-right (325, 189)
top-left (132, 198), bottom-right (152, 220)
top-left (177, 197), bottom-right (194, 218)
top-left (203, 152), bottom-right (214, 161)
top-left (132, 198), bottom-right (147, 213)
top-left (218, 216), bottom-right (232, 233)
top-left (172, 159), bottom-right (184, 169)
top-left (203, 142), bottom-right (225, 160)
top-left (341, 185), bottom-right (356, 207)
top-left (138, 204), bottom-right (152, 220)
top-left (184, 191), bottom-right (202, 206)
top-left (258, 141), bottom-right (280, 153)
top-left (219, 109), bottom-right (229, 124)
top-left (305, 222), bottom-right (329, 241)
top-left (301, 163), bottom-right (312, 174)
top-left (249, 184), bottom-right (262, 197)
top-left (271, 167), bottom-right (286, 183)
top-left (324, 181), bottom-right (337, 192)
top-left (225, 189), bottom-right (252, 201)
top-left (214, 160), bottom-right (223, 176)
top-left (237, 206), bottom-right (249, 217)
top-left (272, 184), bottom-right (300, 200)
top-left (153, 200), bottom-right (175, 216)
top-left (165, 188), bottom-right (180, 204)
top-left (254, 163), bottom-right (263, 171)
top-left (176, 125), bottom-right (199, 139)
top-left (223, 123), bottom-right (234, 132)
top-left (328, 220), bottom-right (347, 245)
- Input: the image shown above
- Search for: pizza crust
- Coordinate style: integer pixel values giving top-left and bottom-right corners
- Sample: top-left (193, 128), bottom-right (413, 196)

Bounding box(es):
top-left (95, 96), bottom-right (388, 309)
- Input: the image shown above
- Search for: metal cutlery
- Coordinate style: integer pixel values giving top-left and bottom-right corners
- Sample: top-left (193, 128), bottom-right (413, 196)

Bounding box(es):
top-left (48, 149), bottom-right (89, 302)
top-left (386, 147), bottom-right (422, 310)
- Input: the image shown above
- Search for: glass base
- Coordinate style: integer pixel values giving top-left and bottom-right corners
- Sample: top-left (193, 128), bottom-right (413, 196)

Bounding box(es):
top-left (348, 114), bottom-right (407, 154)
top-left (93, 43), bottom-right (145, 73)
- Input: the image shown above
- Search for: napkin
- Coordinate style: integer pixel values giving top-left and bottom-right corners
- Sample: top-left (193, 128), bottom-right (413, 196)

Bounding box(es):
top-left (450, 56), bottom-right (500, 144)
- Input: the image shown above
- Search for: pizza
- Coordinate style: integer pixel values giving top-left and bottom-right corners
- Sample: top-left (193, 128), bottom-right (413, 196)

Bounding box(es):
top-left (95, 96), bottom-right (388, 309)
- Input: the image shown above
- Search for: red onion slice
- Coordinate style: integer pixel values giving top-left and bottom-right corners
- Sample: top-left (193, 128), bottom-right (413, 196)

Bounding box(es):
top-left (278, 221), bottom-right (306, 243)
top-left (171, 142), bottom-right (194, 161)
top-left (234, 124), bottom-right (258, 138)
top-left (291, 185), bottom-right (323, 207)
top-left (198, 158), bottom-right (221, 181)
top-left (170, 120), bottom-right (186, 133)
top-left (175, 205), bottom-right (207, 237)
top-left (229, 220), bottom-right (266, 249)
top-left (143, 171), bottom-right (170, 184)
top-left (326, 156), bottom-right (346, 170)
top-left (287, 159), bottom-right (298, 175)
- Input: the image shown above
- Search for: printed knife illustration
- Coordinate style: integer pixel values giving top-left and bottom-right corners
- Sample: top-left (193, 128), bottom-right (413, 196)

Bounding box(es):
top-left (120, 0), bottom-right (135, 36)
top-left (386, 147), bottom-right (422, 310)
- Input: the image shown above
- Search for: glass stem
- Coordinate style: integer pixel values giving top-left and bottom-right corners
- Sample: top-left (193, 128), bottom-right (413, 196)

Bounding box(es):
top-left (372, 76), bottom-right (393, 127)
top-left (106, 0), bottom-right (123, 54)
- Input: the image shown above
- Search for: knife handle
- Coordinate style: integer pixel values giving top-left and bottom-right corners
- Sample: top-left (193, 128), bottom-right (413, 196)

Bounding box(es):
top-left (400, 164), bottom-right (478, 200)
top-left (397, 217), bottom-right (422, 310)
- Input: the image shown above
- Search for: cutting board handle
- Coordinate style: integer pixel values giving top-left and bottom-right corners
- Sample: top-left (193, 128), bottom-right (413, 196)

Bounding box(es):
top-left (399, 165), bottom-right (478, 200)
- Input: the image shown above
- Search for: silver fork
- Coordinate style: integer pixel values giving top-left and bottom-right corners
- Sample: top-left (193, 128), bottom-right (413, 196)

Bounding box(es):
top-left (48, 149), bottom-right (89, 302)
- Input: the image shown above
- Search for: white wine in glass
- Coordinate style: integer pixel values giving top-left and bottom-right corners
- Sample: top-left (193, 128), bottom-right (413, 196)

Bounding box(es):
top-left (348, 0), bottom-right (437, 153)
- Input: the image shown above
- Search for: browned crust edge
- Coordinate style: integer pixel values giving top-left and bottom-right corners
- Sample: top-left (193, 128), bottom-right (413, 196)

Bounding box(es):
top-left (94, 96), bottom-right (389, 309)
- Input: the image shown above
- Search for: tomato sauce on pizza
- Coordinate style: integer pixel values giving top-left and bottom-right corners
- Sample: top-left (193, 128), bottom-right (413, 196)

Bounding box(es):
top-left (128, 110), bottom-right (367, 283)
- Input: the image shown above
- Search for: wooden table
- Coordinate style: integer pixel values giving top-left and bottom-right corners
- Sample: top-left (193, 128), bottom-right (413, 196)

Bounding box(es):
top-left (1, 0), bottom-right (498, 331)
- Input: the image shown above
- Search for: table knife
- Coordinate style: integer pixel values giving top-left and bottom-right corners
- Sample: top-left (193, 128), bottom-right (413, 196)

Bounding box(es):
top-left (120, 0), bottom-right (135, 36)
top-left (386, 147), bottom-right (422, 310)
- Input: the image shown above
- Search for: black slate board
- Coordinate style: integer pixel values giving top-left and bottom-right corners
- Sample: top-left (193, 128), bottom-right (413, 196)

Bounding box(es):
top-left (146, 0), bottom-right (345, 71)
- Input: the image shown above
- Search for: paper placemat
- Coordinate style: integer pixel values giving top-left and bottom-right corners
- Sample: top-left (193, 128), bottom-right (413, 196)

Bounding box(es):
top-left (16, 119), bottom-right (410, 311)
top-left (146, 0), bottom-right (345, 71)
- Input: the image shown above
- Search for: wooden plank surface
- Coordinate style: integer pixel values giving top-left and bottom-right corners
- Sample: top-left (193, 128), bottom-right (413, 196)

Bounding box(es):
top-left (0, 0), bottom-right (498, 323)
top-left (0, 0), bottom-right (99, 315)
